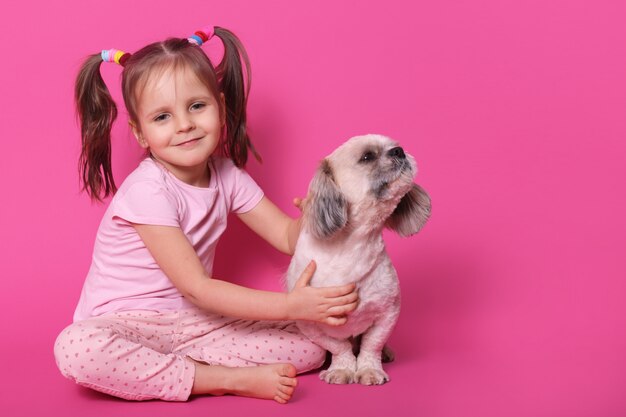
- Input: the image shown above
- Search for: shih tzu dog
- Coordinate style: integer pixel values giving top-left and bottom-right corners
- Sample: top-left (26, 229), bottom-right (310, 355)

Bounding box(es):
top-left (285, 134), bottom-right (431, 385)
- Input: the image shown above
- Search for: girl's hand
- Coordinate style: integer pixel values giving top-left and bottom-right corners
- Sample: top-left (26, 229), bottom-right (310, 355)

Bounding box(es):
top-left (293, 197), bottom-right (306, 212)
top-left (286, 261), bottom-right (359, 326)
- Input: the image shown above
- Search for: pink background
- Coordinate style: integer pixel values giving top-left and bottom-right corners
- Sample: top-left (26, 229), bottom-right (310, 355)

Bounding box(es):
top-left (1, 1), bottom-right (625, 416)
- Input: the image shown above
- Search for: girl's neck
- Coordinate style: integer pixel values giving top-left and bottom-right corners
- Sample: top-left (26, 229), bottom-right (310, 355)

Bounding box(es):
top-left (150, 155), bottom-right (212, 187)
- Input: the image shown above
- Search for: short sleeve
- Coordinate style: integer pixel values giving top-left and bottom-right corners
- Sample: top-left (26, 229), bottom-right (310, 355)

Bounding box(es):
top-left (214, 158), bottom-right (264, 214)
top-left (112, 181), bottom-right (180, 226)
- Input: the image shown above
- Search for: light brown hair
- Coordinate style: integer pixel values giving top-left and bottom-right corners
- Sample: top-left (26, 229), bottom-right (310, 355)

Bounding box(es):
top-left (75, 27), bottom-right (258, 201)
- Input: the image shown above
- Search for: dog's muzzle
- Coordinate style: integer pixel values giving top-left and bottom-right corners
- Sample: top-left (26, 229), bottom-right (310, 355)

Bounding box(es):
top-left (372, 148), bottom-right (414, 198)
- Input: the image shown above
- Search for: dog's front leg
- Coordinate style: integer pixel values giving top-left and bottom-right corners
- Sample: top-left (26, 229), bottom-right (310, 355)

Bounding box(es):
top-left (319, 338), bottom-right (357, 384)
top-left (355, 307), bottom-right (400, 385)
top-left (298, 323), bottom-right (356, 384)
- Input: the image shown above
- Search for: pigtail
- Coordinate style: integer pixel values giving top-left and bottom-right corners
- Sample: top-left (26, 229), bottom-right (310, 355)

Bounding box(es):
top-left (214, 27), bottom-right (261, 167)
top-left (75, 54), bottom-right (118, 202)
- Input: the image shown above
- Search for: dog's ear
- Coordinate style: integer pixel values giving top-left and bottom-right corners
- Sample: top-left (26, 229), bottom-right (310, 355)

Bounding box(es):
top-left (386, 184), bottom-right (431, 237)
top-left (305, 159), bottom-right (348, 239)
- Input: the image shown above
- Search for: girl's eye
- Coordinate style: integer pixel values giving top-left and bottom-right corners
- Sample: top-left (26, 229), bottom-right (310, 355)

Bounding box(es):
top-left (154, 114), bottom-right (169, 122)
top-left (190, 102), bottom-right (206, 111)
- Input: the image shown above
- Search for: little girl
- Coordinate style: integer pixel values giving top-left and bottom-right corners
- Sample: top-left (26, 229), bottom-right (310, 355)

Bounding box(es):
top-left (54, 25), bottom-right (358, 404)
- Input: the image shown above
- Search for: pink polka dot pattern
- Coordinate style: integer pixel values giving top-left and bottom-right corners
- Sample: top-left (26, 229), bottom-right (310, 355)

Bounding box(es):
top-left (54, 308), bottom-right (326, 401)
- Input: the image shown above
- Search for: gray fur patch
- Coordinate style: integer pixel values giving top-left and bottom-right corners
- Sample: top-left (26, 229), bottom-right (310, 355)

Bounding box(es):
top-left (385, 184), bottom-right (431, 236)
top-left (307, 160), bottom-right (349, 239)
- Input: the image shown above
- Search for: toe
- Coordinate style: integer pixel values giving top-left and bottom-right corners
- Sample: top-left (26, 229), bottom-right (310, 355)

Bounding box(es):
top-left (279, 363), bottom-right (297, 378)
top-left (279, 385), bottom-right (295, 396)
top-left (275, 390), bottom-right (292, 403)
top-left (274, 395), bottom-right (287, 404)
top-left (279, 376), bottom-right (298, 387)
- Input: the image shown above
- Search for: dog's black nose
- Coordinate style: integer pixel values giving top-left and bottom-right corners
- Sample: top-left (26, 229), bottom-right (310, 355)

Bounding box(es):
top-left (388, 147), bottom-right (406, 159)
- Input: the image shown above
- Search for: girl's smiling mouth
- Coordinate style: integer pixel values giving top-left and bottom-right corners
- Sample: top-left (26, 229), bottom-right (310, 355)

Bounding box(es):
top-left (176, 137), bottom-right (202, 147)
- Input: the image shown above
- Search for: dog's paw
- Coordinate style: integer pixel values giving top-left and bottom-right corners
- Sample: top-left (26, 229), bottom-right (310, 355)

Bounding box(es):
top-left (355, 368), bottom-right (389, 385)
top-left (320, 368), bottom-right (355, 384)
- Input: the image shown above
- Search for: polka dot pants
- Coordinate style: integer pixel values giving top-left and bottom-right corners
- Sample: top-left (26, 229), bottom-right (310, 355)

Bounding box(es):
top-left (54, 308), bottom-right (326, 401)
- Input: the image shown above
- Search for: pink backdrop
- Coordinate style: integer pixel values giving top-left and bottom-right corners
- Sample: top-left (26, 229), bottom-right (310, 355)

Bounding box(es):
top-left (1, 1), bottom-right (625, 416)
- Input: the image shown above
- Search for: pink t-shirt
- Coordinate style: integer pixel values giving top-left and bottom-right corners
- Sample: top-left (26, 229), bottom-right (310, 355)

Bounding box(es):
top-left (73, 157), bottom-right (264, 322)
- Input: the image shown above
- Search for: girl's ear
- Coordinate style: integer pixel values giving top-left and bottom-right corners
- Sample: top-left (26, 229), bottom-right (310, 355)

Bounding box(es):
top-left (305, 159), bottom-right (348, 239)
top-left (130, 121), bottom-right (148, 149)
top-left (385, 184), bottom-right (431, 237)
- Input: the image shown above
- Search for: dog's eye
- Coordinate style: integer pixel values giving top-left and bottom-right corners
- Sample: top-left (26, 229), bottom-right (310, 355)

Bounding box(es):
top-left (360, 151), bottom-right (377, 163)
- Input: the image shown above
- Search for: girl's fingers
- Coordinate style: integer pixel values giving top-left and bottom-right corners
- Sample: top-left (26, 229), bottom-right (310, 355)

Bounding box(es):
top-left (293, 195), bottom-right (309, 211)
top-left (321, 283), bottom-right (357, 298)
top-left (326, 302), bottom-right (358, 317)
top-left (295, 261), bottom-right (316, 288)
top-left (333, 292), bottom-right (359, 305)
top-left (325, 293), bottom-right (358, 311)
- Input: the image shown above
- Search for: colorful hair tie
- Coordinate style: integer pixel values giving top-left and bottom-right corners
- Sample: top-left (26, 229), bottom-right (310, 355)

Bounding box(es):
top-left (188, 35), bottom-right (203, 46)
top-left (119, 53), bottom-right (130, 66)
top-left (195, 31), bottom-right (209, 42)
top-left (187, 25), bottom-right (215, 46)
top-left (101, 49), bottom-right (130, 66)
top-left (113, 50), bottom-right (125, 65)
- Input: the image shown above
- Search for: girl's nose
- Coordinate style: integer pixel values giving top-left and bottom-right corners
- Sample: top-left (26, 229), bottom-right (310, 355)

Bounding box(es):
top-left (177, 115), bottom-right (194, 133)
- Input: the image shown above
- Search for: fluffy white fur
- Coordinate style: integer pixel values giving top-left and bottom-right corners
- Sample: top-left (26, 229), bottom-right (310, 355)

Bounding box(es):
top-left (285, 134), bottom-right (431, 385)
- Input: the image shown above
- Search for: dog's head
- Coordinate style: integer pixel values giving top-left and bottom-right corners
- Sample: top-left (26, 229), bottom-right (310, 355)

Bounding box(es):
top-left (304, 134), bottom-right (431, 239)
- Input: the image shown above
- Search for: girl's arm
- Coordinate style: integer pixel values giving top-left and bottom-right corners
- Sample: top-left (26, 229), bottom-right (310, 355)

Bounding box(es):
top-left (237, 196), bottom-right (301, 255)
top-left (133, 223), bottom-right (357, 325)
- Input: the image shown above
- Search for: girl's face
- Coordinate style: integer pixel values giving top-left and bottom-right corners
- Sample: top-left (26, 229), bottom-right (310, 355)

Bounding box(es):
top-left (131, 66), bottom-right (223, 186)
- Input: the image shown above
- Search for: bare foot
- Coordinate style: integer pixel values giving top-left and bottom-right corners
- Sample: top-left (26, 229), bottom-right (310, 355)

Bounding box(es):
top-left (192, 361), bottom-right (298, 404)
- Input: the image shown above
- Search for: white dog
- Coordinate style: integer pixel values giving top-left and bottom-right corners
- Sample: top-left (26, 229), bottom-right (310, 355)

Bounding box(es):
top-left (285, 134), bottom-right (431, 385)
